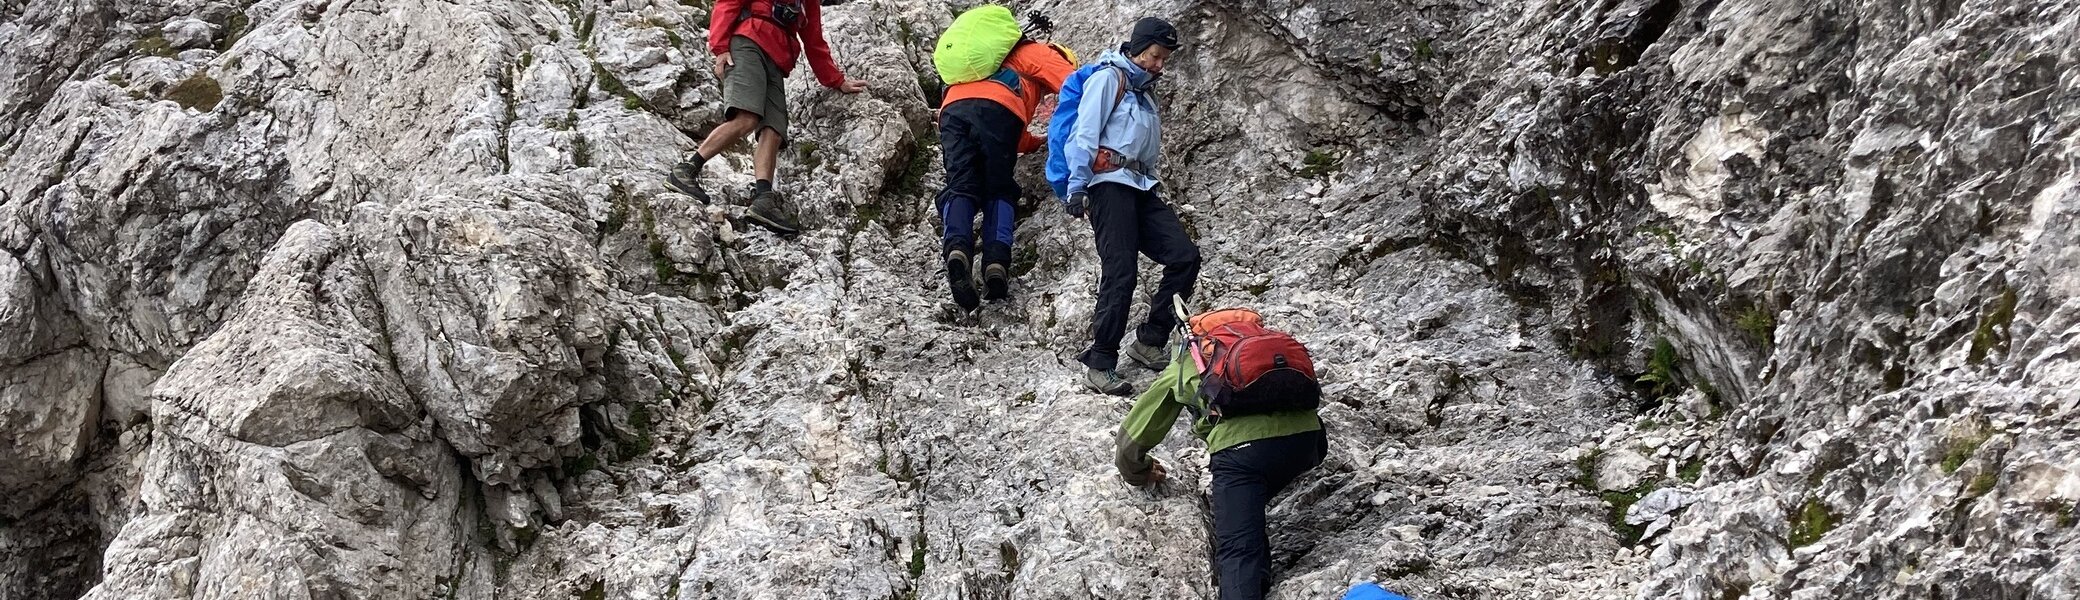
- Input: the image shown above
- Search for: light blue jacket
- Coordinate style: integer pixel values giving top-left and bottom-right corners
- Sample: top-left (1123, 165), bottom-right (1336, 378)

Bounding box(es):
top-left (1064, 50), bottom-right (1162, 198)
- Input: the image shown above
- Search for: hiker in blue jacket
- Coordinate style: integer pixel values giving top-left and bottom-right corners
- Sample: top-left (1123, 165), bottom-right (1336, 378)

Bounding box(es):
top-left (1062, 17), bottom-right (1200, 396)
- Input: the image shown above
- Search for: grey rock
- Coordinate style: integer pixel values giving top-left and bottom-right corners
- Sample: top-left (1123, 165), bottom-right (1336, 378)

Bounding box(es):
top-left (2, 0), bottom-right (2076, 599)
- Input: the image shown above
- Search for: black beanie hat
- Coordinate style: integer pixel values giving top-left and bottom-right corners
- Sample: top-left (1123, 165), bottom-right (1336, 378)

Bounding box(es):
top-left (1121, 17), bottom-right (1180, 57)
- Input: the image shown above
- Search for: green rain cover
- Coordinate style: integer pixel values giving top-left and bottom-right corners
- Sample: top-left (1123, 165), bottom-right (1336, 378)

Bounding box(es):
top-left (933, 5), bottom-right (1021, 85)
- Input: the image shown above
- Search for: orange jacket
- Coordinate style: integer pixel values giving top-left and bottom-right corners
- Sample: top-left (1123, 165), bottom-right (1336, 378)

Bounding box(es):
top-left (941, 42), bottom-right (1076, 152)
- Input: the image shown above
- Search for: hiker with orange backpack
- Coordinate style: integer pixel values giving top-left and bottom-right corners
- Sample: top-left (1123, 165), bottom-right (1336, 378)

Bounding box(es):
top-left (931, 9), bottom-right (1078, 310)
top-left (1115, 305), bottom-right (1327, 600)
top-left (1046, 17), bottom-right (1200, 394)
top-left (666, 0), bottom-right (869, 235)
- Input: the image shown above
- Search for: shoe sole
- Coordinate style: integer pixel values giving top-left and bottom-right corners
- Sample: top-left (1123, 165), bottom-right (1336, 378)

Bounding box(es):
top-left (982, 269), bottom-right (1008, 301)
top-left (666, 173), bottom-right (709, 202)
top-left (947, 257), bottom-right (980, 311)
top-left (1084, 382), bottom-right (1134, 397)
top-left (1126, 353), bottom-right (1168, 370)
top-left (745, 211), bottom-right (801, 236)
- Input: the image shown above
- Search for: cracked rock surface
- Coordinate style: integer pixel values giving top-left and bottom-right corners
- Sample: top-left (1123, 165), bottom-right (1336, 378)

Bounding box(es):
top-left (2, 0), bottom-right (2076, 599)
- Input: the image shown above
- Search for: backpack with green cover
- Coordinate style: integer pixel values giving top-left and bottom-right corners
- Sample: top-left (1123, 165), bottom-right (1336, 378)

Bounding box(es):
top-left (933, 5), bottom-right (1022, 85)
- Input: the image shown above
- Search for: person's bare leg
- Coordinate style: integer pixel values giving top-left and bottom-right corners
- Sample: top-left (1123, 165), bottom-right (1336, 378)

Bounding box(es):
top-left (696, 111), bottom-right (762, 159)
top-left (752, 126), bottom-right (781, 182)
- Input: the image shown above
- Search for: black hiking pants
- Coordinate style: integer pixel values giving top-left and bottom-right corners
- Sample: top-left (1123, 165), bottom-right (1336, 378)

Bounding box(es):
top-left (1078, 182), bottom-right (1200, 371)
top-left (937, 99), bottom-right (1023, 267)
top-left (1209, 429), bottom-right (1329, 600)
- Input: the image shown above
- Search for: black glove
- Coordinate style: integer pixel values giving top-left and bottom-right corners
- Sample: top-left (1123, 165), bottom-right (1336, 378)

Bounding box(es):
top-left (1065, 192), bottom-right (1087, 219)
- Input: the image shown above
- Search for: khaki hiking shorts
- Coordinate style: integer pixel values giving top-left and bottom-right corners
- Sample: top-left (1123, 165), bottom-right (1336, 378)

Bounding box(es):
top-left (723, 36), bottom-right (789, 141)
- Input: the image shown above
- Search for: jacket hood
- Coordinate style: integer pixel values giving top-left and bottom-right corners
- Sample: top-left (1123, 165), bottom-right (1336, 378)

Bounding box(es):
top-left (1097, 50), bottom-right (1156, 91)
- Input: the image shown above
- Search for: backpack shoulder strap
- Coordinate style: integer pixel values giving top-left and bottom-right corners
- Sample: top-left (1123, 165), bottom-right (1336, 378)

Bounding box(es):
top-left (1110, 65), bottom-right (1127, 104)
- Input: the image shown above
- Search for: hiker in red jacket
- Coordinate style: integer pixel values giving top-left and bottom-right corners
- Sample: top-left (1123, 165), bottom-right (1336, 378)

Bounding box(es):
top-left (667, 0), bottom-right (869, 235)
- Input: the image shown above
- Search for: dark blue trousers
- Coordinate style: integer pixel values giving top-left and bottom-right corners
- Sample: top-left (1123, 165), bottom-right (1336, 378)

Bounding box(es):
top-left (1209, 429), bottom-right (1328, 600)
top-left (937, 99), bottom-right (1021, 266)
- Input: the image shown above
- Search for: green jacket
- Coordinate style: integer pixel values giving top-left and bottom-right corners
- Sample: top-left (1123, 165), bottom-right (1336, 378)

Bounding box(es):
top-left (1113, 346), bottom-right (1323, 485)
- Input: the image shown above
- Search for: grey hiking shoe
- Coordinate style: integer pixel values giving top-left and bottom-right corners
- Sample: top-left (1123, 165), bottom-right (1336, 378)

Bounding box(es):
top-left (981, 262), bottom-right (1009, 301)
top-left (1083, 367), bottom-right (1132, 396)
top-left (1123, 340), bottom-right (1169, 370)
top-left (745, 189), bottom-right (802, 235)
top-left (666, 160), bottom-right (708, 202)
top-left (945, 249), bottom-right (980, 311)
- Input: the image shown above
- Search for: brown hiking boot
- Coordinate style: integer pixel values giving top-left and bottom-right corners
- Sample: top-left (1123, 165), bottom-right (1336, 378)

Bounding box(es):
top-left (666, 160), bottom-right (708, 202)
top-left (745, 189), bottom-right (801, 235)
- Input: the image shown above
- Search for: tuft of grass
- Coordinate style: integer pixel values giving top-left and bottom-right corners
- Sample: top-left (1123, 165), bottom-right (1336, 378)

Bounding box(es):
top-left (218, 12), bottom-right (250, 52)
top-left (1735, 306), bottom-right (1776, 347)
top-left (1938, 428), bottom-right (1990, 474)
top-left (1599, 483), bottom-right (1657, 545)
top-left (1966, 471), bottom-right (1997, 497)
top-left (1788, 498), bottom-right (1835, 548)
top-left (1677, 458), bottom-right (1705, 483)
top-left (1572, 448), bottom-right (1603, 490)
top-left (1412, 39), bottom-right (1434, 61)
top-left (1967, 286), bottom-right (2019, 364)
top-left (136, 33), bottom-right (176, 57)
top-left (1298, 149), bottom-right (1341, 179)
top-left (907, 533), bottom-right (928, 578)
top-left (165, 72), bottom-right (223, 111)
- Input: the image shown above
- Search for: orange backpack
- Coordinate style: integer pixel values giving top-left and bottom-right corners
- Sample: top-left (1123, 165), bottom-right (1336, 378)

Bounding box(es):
top-left (1185, 308), bottom-right (1321, 418)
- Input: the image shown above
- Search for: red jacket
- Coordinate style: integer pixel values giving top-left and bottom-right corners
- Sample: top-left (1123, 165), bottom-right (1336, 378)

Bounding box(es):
top-left (709, 0), bottom-right (846, 88)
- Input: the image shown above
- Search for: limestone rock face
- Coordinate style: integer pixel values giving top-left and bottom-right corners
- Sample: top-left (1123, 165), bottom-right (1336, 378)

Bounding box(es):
top-left (2, 0), bottom-right (2076, 599)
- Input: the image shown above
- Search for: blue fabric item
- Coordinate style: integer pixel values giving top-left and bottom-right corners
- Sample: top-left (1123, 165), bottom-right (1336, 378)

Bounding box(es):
top-left (1045, 50), bottom-right (1162, 201)
top-left (982, 197), bottom-right (1016, 249)
top-left (1065, 50), bottom-right (1161, 198)
top-left (1341, 583), bottom-right (1412, 600)
top-left (939, 192), bottom-right (978, 253)
top-left (1043, 62), bottom-right (1105, 200)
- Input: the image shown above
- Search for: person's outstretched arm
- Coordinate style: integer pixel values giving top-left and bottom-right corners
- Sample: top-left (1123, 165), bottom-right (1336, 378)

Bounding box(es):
top-left (797, 1), bottom-right (864, 92)
top-left (1114, 357), bottom-right (1193, 485)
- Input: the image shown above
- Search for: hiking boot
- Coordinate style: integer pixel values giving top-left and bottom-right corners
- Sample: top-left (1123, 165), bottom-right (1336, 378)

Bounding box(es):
top-left (981, 262), bottom-right (1009, 301)
top-left (1123, 340), bottom-right (1169, 370)
top-left (945, 249), bottom-right (980, 311)
top-left (666, 160), bottom-right (708, 202)
top-left (745, 189), bottom-right (802, 235)
top-left (1082, 367), bottom-right (1132, 396)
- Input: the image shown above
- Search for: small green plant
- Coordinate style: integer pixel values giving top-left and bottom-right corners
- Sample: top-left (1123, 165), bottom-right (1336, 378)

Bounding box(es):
top-left (1298, 149), bottom-right (1341, 178)
top-left (1677, 458), bottom-right (1705, 483)
top-left (1938, 428), bottom-right (1990, 474)
top-left (1788, 498), bottom-right (1835, 548)
top-left (135, 34), bottom-right (176, 57)
top-left (1572, 448), bottom-right (1603, 490)
top-left (165, 72), bottom-right (223, 111)
top-left (571, 132), bottom-right (592, 167)
top-left (1411, 39), bottom-right (1434, 61)
top-left (1600, 483), bottom-right (1657, 545)
top-left (218, 12), bottom-right (251, 52)
top-left (1735, 306), bottom-right (1776, 347)
top-left (1367, 51), bottom-right (1383, 70)
top-left (1967, 286), bottom-right (2019, 364)
top-left (1966, 471), bottom-right (1997, 497)
top-left (1636, 337), bottom-right (1681, 397)
top-left (907, 533), bottom-right (928, 578)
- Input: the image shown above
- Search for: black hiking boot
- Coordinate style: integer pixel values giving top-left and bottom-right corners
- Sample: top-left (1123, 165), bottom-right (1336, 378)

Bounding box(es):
top-left (945, 249), bottom-right (980, 311)
top-left (745, 189), bottom-right (802, 235)
top-left (666, 159), bottom-right (708, 202)
top-left (981, 262), bottom-right (1009, 301)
